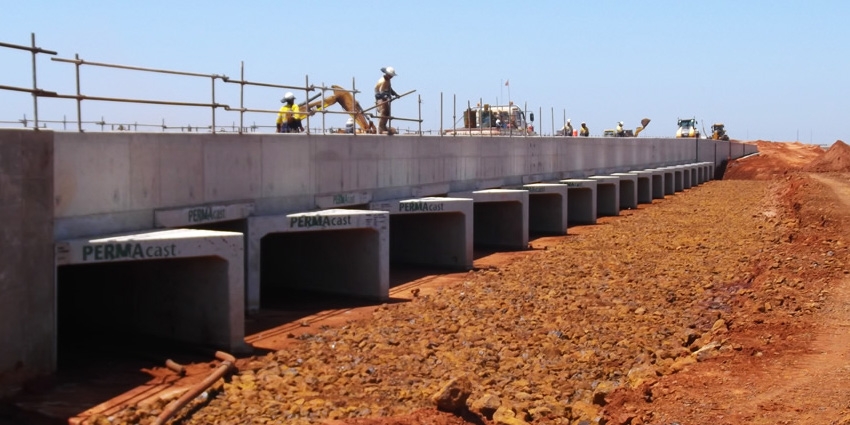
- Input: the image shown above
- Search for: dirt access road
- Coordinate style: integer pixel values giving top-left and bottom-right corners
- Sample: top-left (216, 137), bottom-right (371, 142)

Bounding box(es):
top-left (5, 140), bottom-right (850, 425)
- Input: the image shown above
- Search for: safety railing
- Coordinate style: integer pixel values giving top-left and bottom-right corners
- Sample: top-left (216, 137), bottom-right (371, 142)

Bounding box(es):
top-left (2, 33), bottom-right (639, 137)
top-left (0, 33), bottom-right (423, 135)
top-left (0, 34), bottom-right (58, 129)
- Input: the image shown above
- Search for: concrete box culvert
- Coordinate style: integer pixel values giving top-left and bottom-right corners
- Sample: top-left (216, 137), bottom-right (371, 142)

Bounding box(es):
top-left (611, 173), bottom-right (639, 210)
top-left (54, 229), bottom-right (248, 363)
top-left (641, 169), bottom-right (667, 200)
top-left (247, 209), bottom-right (390, 313)
top-left (523, 183), bottom-right (570, 235)
top-left (627, 170), bottom-right (654, 204)
top-left (448, 189), bottom-right (529, 250)
top-left (559, 179), bottom-right (597, 225)
top-left (154, 202), bottom-right (255, 228)
top-left (662, 166), bottom-right (685, 192)
top-left (589, 176), bottom-right (621, 217)
top-left (369, 197), bottom-right (474, 270)
top-left (647, 168), bottom-right (675, 195)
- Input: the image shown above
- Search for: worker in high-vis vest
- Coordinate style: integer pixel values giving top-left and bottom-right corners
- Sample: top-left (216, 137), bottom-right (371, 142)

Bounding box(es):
top-left (276, 92), bottom-right (307, 133)
top-left (374, 66), bottom-right (399, 135)
top-left (580, 122), bottom-right (590, 137)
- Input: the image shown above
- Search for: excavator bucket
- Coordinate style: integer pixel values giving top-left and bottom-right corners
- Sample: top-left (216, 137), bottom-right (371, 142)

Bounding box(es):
top-left (634, 118), bottom-right (651, 136)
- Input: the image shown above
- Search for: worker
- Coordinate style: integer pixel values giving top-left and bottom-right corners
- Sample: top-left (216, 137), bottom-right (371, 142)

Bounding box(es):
top-left (374, 66), bottom-right (399, 135)
top-left (344, 117), bottom-right (355, 134)
top-left (580, 122), bottom-right (590, 137)
top-left (563, 119), bottom-right (573, 137)
top-left (616, 121), bottom-right (625, 137)
top-left (276, 92), bottom-right (307, 133)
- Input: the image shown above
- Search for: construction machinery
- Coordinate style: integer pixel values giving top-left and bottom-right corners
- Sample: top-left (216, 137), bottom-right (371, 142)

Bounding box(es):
top-left (444, 103), bottom-right (535, 136)
top-left (304, 85), bottom-right (377, 133)
top-left (676, 117), bottom-right (700, 138)
top-left (603, 118), bottom-right (651, 137)
top-left (710, 123), bottom-right (730, 140)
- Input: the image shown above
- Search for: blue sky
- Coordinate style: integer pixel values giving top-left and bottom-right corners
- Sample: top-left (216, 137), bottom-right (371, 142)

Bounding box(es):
top-left (1, 1), bottom-right (848, 143)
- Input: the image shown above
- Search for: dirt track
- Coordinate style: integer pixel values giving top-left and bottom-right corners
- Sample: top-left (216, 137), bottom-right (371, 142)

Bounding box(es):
top-left (7, 141), bottom-right (850, 425)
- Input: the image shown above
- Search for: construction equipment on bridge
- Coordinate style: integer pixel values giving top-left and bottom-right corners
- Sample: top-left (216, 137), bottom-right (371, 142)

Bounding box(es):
top-left (305, 85), bottom-right (377, 133)
top-left (603, 118), bottom-right (651, 137)
top-left (676, 117), bottom-right (700, 138)
top-left (710, 123), bottom-right (730, 140)
top-left (445, 103), bottom-right (535, 136)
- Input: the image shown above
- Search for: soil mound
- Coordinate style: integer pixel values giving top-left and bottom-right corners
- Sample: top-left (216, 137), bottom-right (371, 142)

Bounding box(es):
top-left (804, 140), bottom-right (850, 172)
top-left (724, 140), bottom-right (825, 180)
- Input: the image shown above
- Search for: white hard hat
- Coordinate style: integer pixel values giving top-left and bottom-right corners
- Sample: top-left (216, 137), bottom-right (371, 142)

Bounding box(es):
top-left (496, 119), bottom-right (502, 125)
top-left (567, 119), bottom-right (571, 123)
top-left (381, 66), bottom-right (397, 77)
top-left (346, 118), bottom-right (354, 125)
top-left (618, 121), bottom-right (624, 125)
top-left (282, 92), bottom-right (295, 102)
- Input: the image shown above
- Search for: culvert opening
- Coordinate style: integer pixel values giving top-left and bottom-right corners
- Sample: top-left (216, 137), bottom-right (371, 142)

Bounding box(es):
top-left (473, 201), bottom-right (524, 249)
top-left (56, 257), bottom-right (230, 370)
top-left (259, 228), bottom-right (382, 311)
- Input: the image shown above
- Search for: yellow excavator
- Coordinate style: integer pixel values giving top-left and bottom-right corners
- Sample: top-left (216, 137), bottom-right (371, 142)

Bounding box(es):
top-left (305, 85), bottom-right (377, 133)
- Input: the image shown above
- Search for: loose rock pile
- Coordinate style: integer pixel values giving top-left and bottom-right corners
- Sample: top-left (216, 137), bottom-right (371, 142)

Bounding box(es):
top-left (98, 180), bottom-right (806, 425)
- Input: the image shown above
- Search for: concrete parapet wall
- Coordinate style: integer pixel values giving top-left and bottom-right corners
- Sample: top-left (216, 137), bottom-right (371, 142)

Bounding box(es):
top-left (46, 132), bottom-right (749, 240)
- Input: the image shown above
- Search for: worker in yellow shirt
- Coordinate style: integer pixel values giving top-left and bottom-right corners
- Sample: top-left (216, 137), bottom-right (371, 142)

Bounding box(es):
top-left (276, 92), bottom-right (307, 133)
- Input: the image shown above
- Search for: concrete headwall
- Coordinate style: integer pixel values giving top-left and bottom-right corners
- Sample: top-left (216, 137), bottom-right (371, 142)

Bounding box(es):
top-left (50, 132), bottom-right (750, 240)
top-left (0, 129), bottom-right (54, 395)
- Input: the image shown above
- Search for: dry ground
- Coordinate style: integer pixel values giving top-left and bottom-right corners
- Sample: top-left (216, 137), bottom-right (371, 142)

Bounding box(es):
top-left (5, 140), bottom-right (850, 425)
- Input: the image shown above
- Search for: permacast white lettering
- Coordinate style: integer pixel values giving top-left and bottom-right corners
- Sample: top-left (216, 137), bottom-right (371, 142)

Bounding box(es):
top-left (399, 202), bottom-right (445, 212)
top-left (290, 215), bottom-right (353, 228)
top-left (82, 243), bottom-right (178, 261)
top-left (187, 206), bottom-right (226, 223)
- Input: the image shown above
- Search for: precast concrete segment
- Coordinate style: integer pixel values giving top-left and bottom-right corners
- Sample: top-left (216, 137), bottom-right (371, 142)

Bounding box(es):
top-left (522, 183), bottom-right (570, 235)
top-left (683, 164), bottom-right (697, 188)
top-left (559, 179), bottom-right (597, 225)
top-left (155, 202), bottom-right (255, 228)
top-left (642, 169), bottom-right (667, 199)
top-left (701, 162), bottom-right (715, 183)
top-left (368, 197), bottom-right (473, 269)
top-left (663, 166), bottom-right (685, 192)
top-left (627, 170), bottom-right (654, 204)
top-left (447, 189), bottom-right (529, 250)
top-left (315, 191), bottom-right (372, 210)
top-left (54, 229), bottom-right (247, 353)
top-left (682, 164), bottom-right (695, 189)
top-left (648, 168), bottom-right (675, 195)
top-left (699, 162), bottom-right (712, 184)
top-left (611, 173), bottom-right (639, 209)
top-left (588, 176), bottom-right (620, 217)
top-left (246, 209), bottom-right (390, 313)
